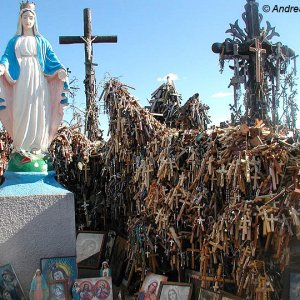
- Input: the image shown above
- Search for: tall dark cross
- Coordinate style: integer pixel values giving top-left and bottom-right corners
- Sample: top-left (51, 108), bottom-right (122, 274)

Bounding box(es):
top-left (212, 0), bottom-right (296, 128)
top-left (59, 8), bottom-right (117, 141)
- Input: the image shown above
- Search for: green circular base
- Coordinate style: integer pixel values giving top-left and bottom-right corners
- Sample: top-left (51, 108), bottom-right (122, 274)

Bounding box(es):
top-left (7, 152), bottom-right (53, 172)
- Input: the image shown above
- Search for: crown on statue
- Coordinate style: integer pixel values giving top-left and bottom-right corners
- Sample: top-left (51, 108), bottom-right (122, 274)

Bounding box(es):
top-left (20, 1), bottom-right (36, 11)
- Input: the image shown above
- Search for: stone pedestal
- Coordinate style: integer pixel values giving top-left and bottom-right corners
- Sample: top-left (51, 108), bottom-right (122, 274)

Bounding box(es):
top-left (0, 171), bottom-right (76, 295)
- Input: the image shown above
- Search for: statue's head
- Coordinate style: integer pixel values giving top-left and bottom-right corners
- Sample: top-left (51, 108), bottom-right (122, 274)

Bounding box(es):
top-left (17, 2), bottom-right (40, 36)
top-left (21, 10), bottom-right (35, 31)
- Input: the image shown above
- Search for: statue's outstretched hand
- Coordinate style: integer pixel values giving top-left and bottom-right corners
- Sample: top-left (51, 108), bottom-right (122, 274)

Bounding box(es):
top-left (0, 64), bottom-right (5, 76)
top-left (57, 69), bottom-right (67, 81)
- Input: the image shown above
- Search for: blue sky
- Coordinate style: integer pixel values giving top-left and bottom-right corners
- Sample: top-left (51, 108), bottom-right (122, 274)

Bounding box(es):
top-left (1, 0), bottom-right (299, 136)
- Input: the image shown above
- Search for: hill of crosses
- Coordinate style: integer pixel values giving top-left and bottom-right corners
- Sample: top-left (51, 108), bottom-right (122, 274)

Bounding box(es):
top-left (0, 0), bottom-right (300, 299)
top-left (2, 75), bottom-right (300, 299)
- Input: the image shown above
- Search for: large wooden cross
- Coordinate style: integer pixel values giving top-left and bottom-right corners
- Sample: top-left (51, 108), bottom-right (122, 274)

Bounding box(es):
top-left (59, 8), bottom-right (117, 141)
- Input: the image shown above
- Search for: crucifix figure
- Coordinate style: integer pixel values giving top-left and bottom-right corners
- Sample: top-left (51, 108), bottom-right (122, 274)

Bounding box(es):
top-left (249, 38), bottom-right (266, 83)
top-left (81, 199), bottom-right (90, 226)
top-left (59, 8), bottom-right (117, 141)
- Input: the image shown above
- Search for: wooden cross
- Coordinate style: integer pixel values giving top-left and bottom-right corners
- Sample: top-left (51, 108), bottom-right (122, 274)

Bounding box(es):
top-left (251, 161), bottom-right (261, 191)
top-left (81, 199), bottom-right (90, 226)
top-left (268, 213), bottom-right (278, 232)
top-left (269, 162), bottom-right (278, 191)
top-left (209, 240), bottom-right (223, 253)
top-left (145, 249), bottom-right (150, 258)
top-left (200, 244), bottom-right (210, 288)
top-left (78, 224), bottom-right (85, 231)
top-left (239, 215), bottom-right (251, 240)
top-left (226, 159), bottom-right (236, 184)
top-left (83, 163), bottom-right (90, 183)
top-left (216, 164), bottom-right (227, 187)
top-left (155, 208), bottom-right (164, 224)
top-left (143, 162), bottom-right (154, 188)
top-left (255, 275), bottom-right (272, 300)
top-left (177, 198), bottom-right (190, 222)
top-left (262, 210), bottom-right (271, 235)
top-left (249, 38), bottom-right (266, 83)
top-left (197, 216), bottom-right (205, 231)
top-left (59, 8), bottom-right (117, 140)
top-left (186, 243), bottom-right (200, 269)
top-left (245, 154), bottom-right (251, 183)
top-left (206, 155), bottom-right (214, 175)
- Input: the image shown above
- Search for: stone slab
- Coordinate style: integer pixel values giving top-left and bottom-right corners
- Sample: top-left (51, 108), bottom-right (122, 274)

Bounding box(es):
top-left (0, 172), bottom-right (76, 296)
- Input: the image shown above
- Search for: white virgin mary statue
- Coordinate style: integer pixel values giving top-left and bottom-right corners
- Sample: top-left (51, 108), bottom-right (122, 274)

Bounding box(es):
top-left (0, 2), bottom-right (68, 164)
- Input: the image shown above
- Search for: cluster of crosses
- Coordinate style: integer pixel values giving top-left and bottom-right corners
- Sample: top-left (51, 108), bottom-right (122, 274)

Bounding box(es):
top-left (212, 0), bottom-right (297, 131)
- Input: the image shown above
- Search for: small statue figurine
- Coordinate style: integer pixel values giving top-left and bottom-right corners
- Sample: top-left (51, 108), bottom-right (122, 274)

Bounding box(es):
top-left (99, 261), bottom-right (111, 277)
top-left (29, 269), bottom-right (49, 300)
top-left (72, 281), bottom-right (81, 300)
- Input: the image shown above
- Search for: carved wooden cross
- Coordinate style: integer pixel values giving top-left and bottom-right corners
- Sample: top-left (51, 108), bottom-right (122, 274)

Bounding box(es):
top-left (145, 249), bottom-right (150, 258)
top-left (209, 240), bottom-right (223, 253)
top-left (186, 243), bottom-right (200, 269)
top-left (268, 213), bottom-right (278, 232)
top-left (81, 198), bottom-right (90, 226)
top-left (251, 158), bottom-right (261, 190)
top-left (239, 215), bottom-right (251, 240)
top-left (59, 8), bottom-right (117, 140)
top-left (216, 164), bottom-right (227, 187)
top-left (249, 38), bottom-right (266, 83)
top-left (206, 155), bottom-right (214, 175)
top-left (197, 216), bottom-right (205, 231)
top-left (143, 162), bottom-right (154, 188)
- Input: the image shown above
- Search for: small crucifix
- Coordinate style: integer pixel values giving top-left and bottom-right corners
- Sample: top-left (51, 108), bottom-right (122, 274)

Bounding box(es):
top-left (249, 38), bottom-right (266, 83)
top-left (59, 8), bottom-right (117, 140)
top-left (81, 199), bottom-right (90, 226)
top-left (216, 164), bottom-right (227, 187)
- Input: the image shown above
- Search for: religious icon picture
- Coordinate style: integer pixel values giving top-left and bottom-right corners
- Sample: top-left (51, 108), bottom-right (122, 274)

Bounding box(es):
top-left (76, 276), bottom-right (113, 300)
top-left (137, 272), bottom-right (168, 300)
top-left (0, 263), bottom-right (26, 300)
top-left (40, 256), bottom-right (77, 298)
top-left (48, 279), bottom-right (68, 300)
top-left (157, 281), bottom-right (192, 300)
top-left (76, 231), bottom-right (106, 269)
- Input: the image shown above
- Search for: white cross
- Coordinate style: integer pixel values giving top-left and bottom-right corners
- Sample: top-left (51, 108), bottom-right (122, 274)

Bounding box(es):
top-left (216, 164), bottom-right (227, 187)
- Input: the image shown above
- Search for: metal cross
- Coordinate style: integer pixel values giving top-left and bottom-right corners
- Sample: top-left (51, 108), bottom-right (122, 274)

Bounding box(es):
top-left (249, 38), bottom-right (266, 83)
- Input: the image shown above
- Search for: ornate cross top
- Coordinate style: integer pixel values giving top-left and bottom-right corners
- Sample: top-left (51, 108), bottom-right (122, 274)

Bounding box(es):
top-left (212, 0), bottom-right (297, 129)
top-left (59, 8), bottom-right (117, 141)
